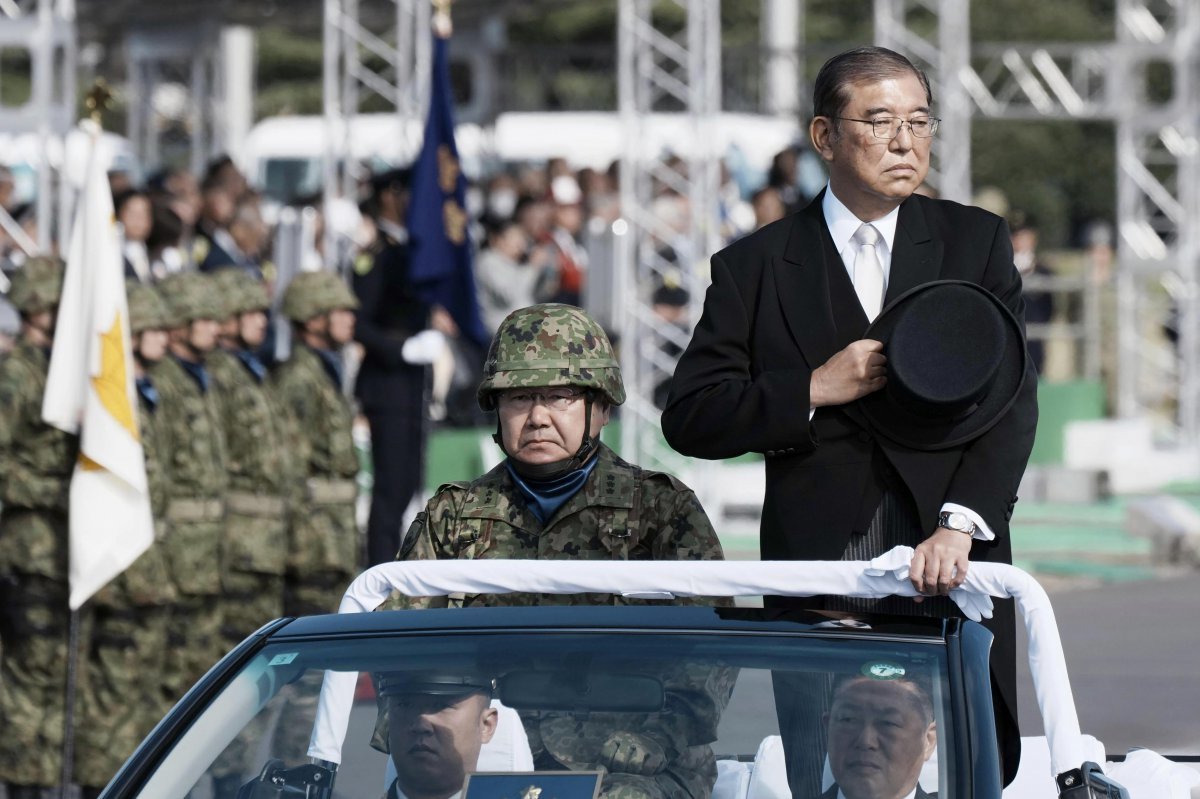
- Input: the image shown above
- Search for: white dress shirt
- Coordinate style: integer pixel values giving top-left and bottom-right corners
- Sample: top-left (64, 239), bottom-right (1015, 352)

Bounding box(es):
top-left (836, 789), bottom-right (917, 799)
top-left (815, 183), bottom-right (994, 542)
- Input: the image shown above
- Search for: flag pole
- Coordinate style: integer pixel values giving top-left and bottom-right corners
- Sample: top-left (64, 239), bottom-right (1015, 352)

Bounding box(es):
top-left (58, 78), bottom-right (114, 799)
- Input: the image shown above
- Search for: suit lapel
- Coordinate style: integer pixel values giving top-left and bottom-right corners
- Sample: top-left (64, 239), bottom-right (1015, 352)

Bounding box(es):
top-left (776, 193), bottom-right (839, 369)
top-left (884, 195), bottom-right (943, 306)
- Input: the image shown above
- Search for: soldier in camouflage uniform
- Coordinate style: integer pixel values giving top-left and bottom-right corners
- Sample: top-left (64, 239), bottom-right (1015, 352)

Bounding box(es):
top-left (76, 281), bottom-right (179, 794)
top-left (208, 268), bottom-right (297, 645)
top-left (380, 304), bottom-right (733, 799)
top-left (272, 271), bottom-right (361, 615)
top-left (0, 256), bottom-right (81, 797)
top-left (269, 272), bottom-right (361, 766)
top-left (152, 271), bottom-right (228, 704)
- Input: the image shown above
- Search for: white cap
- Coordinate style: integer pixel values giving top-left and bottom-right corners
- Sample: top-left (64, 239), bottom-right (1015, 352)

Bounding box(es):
top-left (550, 175), bottom-right (583, 206)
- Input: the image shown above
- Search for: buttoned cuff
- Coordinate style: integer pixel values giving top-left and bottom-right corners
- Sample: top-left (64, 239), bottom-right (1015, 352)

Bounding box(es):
top-left (941, 502), bottom-right (995, 541)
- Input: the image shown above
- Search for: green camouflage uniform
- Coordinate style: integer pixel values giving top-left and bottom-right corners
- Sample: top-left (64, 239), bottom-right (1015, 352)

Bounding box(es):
top-left (0, 257), bottom-right (82, 788)
top-left (151, 272), bottom-right (228, 704)
top-left (75, 282), bottom-right (178, 788)
top-left (267, 272), bottom-right (361, 766)
top-left (272, 272), bottom-right (361, 616)
top-left (208, 269), bottom-right (297, 644)
top-left (380, 305), bottom-right (734, 799)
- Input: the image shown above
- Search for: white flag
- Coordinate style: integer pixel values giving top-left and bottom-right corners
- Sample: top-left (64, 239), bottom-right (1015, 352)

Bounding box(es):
top-left (43, 120), bottom-right (154, 609)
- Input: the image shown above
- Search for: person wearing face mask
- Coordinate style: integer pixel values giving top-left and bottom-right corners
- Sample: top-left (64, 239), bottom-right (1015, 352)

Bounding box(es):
top-left (475, 217), bottom-right (538, 334)
top-left (384, 303), bottom-right (731, 799)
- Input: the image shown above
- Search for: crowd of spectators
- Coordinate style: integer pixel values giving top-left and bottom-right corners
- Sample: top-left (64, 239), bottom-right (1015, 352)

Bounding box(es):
top-left (0, 141), bottom-right (827, 413)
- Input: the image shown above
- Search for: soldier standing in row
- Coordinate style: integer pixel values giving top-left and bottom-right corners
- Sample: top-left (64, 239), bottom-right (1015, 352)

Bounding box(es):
top-left (76, 282), bottom-right (179, 796)
top-left (0, 256), bottom-right (79, 799)
top-left (152, 271), bottom-right (228, 703)
top-left (270, 271), bottom-right (361, 765)
top-left (207, 269), bottom-right (300, 797)
top-left (272, 271), bottom-right (361, 616)
top-left (208, 269), bottom-right (296, 645)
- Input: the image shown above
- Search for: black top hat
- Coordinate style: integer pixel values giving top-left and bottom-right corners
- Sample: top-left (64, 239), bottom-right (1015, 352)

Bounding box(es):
top-left (857, 280), bottom-right (1028, 451)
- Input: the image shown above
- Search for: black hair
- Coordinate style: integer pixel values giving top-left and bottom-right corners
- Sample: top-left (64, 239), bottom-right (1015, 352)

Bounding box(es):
top-left (812, 46), bottom-right (933, 127)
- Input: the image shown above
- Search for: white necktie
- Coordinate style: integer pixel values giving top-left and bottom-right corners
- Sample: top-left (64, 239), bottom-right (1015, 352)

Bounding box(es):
top-left (852, 223), bottom-right (885, 322)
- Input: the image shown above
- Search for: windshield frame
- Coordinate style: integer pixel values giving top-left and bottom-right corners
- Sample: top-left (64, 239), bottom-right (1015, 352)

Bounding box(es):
top-left (103, 606), bottom-right (983, 799)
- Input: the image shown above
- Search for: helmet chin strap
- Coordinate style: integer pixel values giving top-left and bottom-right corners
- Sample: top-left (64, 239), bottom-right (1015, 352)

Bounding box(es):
top-left (494, 391), bottom-right (601, 481)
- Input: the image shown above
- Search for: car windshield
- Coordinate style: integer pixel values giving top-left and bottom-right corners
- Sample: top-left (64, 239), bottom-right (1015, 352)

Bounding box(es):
top-left (133, 617), bottom-right (957, 799)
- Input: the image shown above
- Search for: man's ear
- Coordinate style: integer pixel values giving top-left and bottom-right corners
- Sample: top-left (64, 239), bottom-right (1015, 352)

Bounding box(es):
top-left (479, 706), bottom-right (499, 744)
top-left (922, 722), bottom-right (937, 761)
top-left (810, 117), bottom-right (836, 163)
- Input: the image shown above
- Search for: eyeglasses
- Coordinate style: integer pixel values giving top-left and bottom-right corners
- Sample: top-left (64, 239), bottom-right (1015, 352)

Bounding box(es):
top-left (835, 116), bottom-right (940, 139)
top-left (498, 389), bottom-right (585, 412)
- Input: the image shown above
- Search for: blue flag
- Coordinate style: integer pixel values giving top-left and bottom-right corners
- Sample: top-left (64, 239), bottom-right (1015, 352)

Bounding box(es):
top-left (406, 33), bottom-right (489, 347)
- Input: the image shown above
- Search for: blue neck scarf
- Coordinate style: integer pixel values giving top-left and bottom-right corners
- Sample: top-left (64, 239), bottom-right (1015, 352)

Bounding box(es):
top-left (174, 355), bottom-right (210, 393)
top-left (136, 377), bottom-right (159, 412)
top-left (235, 349), bottom-right (268, 383)
top-left (314, 347), bottom-right (344, 389)
top-left (505, 454), bottom-right (600, 524)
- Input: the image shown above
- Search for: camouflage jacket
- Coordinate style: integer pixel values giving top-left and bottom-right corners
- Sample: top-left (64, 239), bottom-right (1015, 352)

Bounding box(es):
top-left (149, 355), bottom-right (227, 503)
top-left (0, 341), bottom-right (78, 512)
top-left (271, 344), bottom-right (357, 484)
top-left (271, 344), bottom-right (359, 575)
top-left (208, 349), bottom-right (301, 498)
top-left (394, 442), bottom-right (726, 607)
top-left (209, 348), bottom-right (303, 574)
top-left (92, 396), bottom-right (175, 607)
top-left (379, 444), bottom-right (734, 794)
top-left (149, 354), bottom-right (227, 596)
top-left (0, 340), bottom-right (79, 578)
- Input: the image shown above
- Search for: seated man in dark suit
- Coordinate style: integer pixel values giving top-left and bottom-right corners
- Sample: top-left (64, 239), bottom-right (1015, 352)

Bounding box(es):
top-left (817, 674), bottom-right (937, 799)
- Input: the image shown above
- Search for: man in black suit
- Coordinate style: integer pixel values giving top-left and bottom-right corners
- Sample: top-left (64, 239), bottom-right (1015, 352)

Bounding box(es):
top-left (815, 675), bottom-right (937, 799)
top-left (661, 46), bottom-right (1036, 790)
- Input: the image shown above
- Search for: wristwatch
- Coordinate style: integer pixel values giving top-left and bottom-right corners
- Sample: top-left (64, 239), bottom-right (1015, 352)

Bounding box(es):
top-left (938, 510), bottom-right (979, 537)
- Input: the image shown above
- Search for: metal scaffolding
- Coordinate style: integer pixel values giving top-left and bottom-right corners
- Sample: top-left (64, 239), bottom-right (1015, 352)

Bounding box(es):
top-left (938, 0), bottom-right (1200, 446)
top-left (614, 0), bottom-right (722, 476)
top-left (322, 0), bottom-right (429, 259)
top-left (126, 25), bottom-right (225, 179)
top-left (0, 0), bottom-right (77, 252)
top-left (873, 0), bottom-right (973, 204)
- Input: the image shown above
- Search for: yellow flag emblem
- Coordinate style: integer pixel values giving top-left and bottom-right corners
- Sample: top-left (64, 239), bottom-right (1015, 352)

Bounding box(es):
top-left (91, 313), bottom-right (139, 440)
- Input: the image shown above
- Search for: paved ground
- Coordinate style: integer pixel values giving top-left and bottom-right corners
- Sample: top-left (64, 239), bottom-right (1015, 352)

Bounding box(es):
top-left (1015, 571), bottom-right (1200, 755)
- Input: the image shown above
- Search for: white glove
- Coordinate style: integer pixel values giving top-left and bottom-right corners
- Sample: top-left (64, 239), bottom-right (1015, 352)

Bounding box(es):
top-left (401, 329), bottom-right (447, 365)
top-left (862, 545), bottom-right (994, 622)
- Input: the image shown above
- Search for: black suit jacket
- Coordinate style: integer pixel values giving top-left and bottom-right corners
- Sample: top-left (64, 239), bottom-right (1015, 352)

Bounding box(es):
top-left (352, 230), bottom-right (431, 415)
top-left (662, 191), bottom-right (1037, 564)
top-left (661, 192), bottom-right (1037, 784)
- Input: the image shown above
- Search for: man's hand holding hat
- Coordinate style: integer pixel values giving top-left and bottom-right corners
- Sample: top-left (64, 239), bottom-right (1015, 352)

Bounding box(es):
top-left (810, 339), bottom-right (888, 407)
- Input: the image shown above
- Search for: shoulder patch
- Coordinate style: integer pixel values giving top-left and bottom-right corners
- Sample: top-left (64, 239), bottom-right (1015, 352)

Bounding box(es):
top-left (192, 237), bottom-right (210, 264)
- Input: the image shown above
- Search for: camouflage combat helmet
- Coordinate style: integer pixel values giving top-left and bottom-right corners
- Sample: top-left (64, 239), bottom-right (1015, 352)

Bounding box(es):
top-left (211, 268), bottom-right (270, 318)
top-left (126, 280), bottom-right (175, 333)
top-left (7, 255), bottom-right (65, 315)
top-left (281, 271), bottom-right (359, 322)
top-left (158, 271), bottom-right (225, 324)
top-left (477, 303), bottom-right (625, 411)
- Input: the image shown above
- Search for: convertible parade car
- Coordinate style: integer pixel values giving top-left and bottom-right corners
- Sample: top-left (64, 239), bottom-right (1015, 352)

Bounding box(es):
top-left (99, 552), bottom-right (1199, 799)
